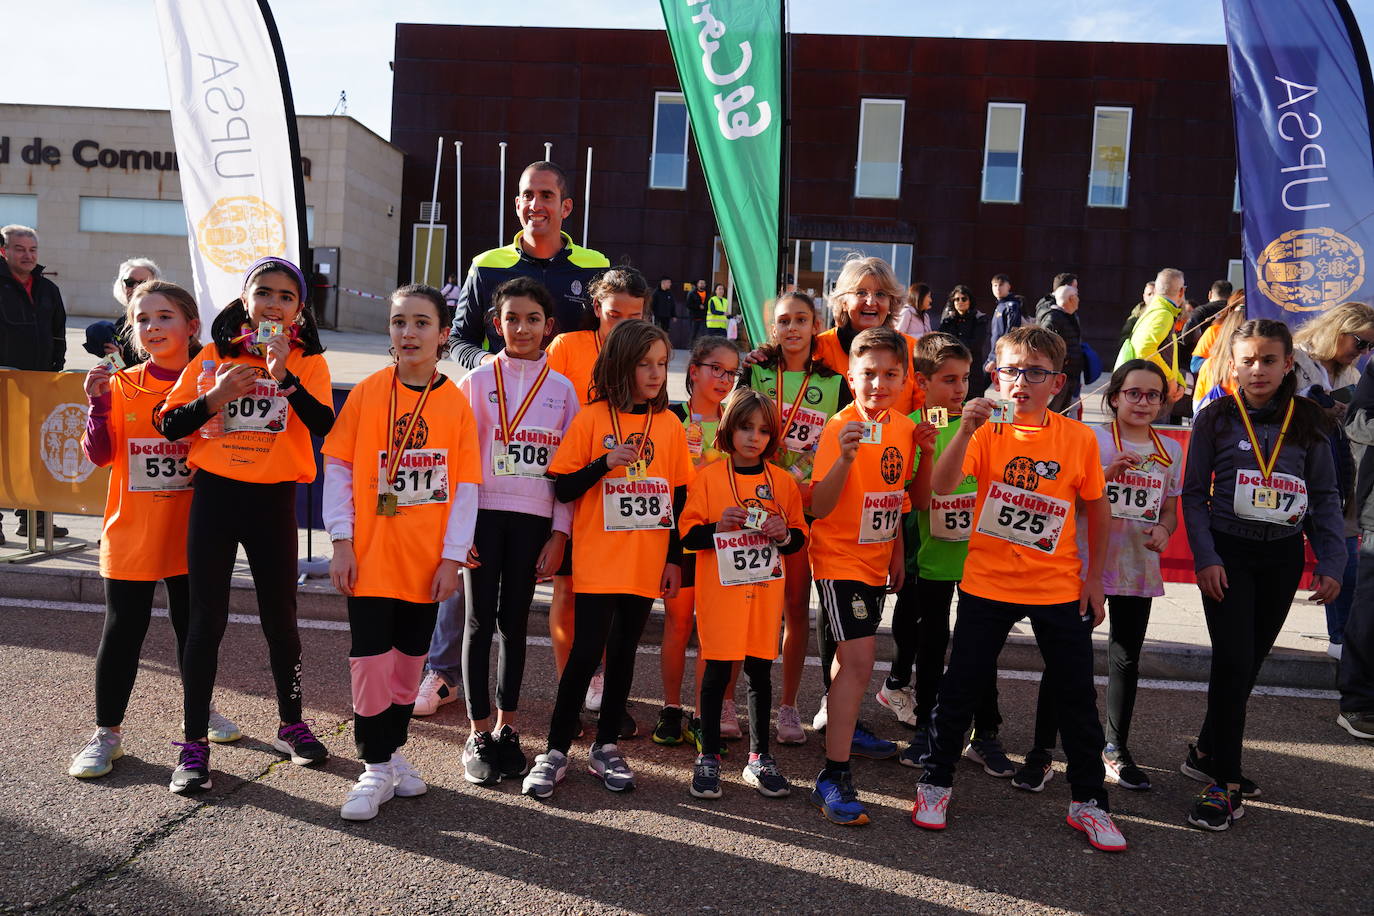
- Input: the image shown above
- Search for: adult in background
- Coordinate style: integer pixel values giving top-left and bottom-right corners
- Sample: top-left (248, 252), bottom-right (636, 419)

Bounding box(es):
top-left (0, 224), bottom-right (69, 542)
top-left (450, 161), bottom-right (609, 369)
top-left (651, 276), bottom-right (675, 331)
top-left (938, 284), bottom-right (990, 395)
top-left (1183, 280), bottom-right (1232, 353)
top-left (85, 258), bottom-right (159, 367)
top-left (1292, 302), bottom-right (1374, 661)
top-left (686, 279), bottom-right (708, 339)
top-left (439, 273), bottom-right (461, 312)
top-left (1037, 284), bottom-right (1083, 416)
top-left (985, 273), bottom-right (1027, 371)
top-left (1117, 280), bottom-right (1154, 354)
top-left (706, 283), bottom-right (730, 336)
top-left (1118, 267), bottom-right (1188, 410)
top-left (1340, 359), bottom-right (1374, 741)
top-left (894, 282), bottom-right (934, 338)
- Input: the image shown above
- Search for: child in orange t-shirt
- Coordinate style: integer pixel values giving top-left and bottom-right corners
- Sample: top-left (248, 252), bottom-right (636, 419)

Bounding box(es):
top-left (68, 281), bottom-right (243, 780)
top-left (808, 327), bottom-right (935, 826)
top-left (679, 389), bottom-right (807, 800)
top-left (912, 326), bottom-right (1126, 853)
top-left (159, 257), bottom-right (335, 794)
top-left (322, 284), bottom-right (482, 821)
top-left (522, 320), bottom-right (693, 800)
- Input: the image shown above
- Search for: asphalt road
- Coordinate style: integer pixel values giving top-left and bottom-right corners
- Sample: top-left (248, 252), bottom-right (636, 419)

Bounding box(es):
top-left (1, 600), bottom-right (1370, 916)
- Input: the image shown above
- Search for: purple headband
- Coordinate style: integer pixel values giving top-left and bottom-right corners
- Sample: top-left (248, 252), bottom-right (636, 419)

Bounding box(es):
top-left (242, 256), bottom-right (307, 299)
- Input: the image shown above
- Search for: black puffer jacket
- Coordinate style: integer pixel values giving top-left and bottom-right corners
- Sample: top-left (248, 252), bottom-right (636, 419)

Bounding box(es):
top-left (0, 260), bottom-right (66, 370)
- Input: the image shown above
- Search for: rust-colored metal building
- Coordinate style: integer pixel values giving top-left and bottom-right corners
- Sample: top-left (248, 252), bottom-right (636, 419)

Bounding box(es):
top-left (390, 23), bottom-right (1242, 353)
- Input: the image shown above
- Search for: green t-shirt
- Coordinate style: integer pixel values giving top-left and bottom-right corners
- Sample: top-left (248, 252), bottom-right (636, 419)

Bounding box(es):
top-left (748, 364), bottom-right (844, 482)
top-left (905, 409), bottom-right (978, 581)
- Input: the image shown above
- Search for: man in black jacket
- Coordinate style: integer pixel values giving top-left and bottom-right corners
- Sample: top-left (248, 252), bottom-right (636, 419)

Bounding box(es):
top-left (651, 276), bottom-right (675, 330)
top-left (1037, 283), bottom-right (1083, 416)
top-left (1338, 365), bottom-right (1374, 741)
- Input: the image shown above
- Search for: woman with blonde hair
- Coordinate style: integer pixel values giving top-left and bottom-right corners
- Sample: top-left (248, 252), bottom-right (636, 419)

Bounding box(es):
top-left (84, 257), bottom-right (162, 366)
top-left (1192, 291), bottom-right (1248, 411)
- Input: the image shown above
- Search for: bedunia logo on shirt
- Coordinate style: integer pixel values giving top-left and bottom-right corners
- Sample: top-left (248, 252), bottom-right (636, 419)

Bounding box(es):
top-left (129, 441), bottom-right (190, 456)
top-left (605, 480), bottom-right (668, 495)
top-left (987, 483), bottom-right (1068, 517)
top-left (1236, 471), bottom-right (1303, 492)
top-left (862, 492), bottom-right (903, 512)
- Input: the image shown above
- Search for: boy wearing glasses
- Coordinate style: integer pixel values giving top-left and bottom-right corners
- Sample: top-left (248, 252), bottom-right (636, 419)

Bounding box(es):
top-left (912, 326), bottom-right (1128, 853)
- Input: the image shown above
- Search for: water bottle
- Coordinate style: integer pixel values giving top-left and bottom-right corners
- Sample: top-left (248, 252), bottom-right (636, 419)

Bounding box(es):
top-left (686, 413), bottom-right (704, 459)
top-left (197, 359), bottom-right (224, 439)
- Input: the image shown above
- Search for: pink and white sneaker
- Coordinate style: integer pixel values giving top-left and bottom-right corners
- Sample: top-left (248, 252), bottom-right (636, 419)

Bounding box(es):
top-left (1067, 799), bottom-right (1128, 852)
top-left (912, 783), bottom-right (951, 830)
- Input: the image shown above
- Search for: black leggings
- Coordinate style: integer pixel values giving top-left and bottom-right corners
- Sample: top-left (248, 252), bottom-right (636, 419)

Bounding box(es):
top-left (181, 471), bottom-right (303, 741)
top-left (462, 509), bottom-right (550, 721)
top-left (1198, 530), bottom-right (1304, 784)
top-left (95, 576), bottom-right (190, 727)
top-left (699, 656), bottom-right (772, 756)
top-left (348, 596), bottom-right (438, 763)
top-left (1031, 595), bottom-right (1152, 751)
top-left (547, 593), bottom-right (651, 753)
top-left (817, 599), bottom-right (837, 691)
top-left (908, 577), bottom-right (1001, 731)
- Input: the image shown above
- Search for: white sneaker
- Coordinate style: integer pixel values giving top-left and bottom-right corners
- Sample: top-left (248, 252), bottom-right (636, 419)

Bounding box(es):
top-left (585, 671), bottom-right (605, 713)
top-left (390, 752), bottom-right (427, 797)
top-left (340, 764), bottom-right (396, 821)
top-left (812, 693), bottom-right (829, 732)
top-left (877, 683), bottom-right (918, 727)
top-left (1328, 642), bottom-right (1343, 660)
top-left (413, 671), bottom-right (458, 717)
top-left (1067, 799), bottom-right (1128, 852)
top-left (776, 705), bottom-right (806, 745)
top-left (913, 783), bottom-right (951, 830)
top-left (720, 699), bottom-right (743, 740)
top-left (69, 727), bottom-right (123, 778)
top-left (206, 706), bottom-right (242, 743)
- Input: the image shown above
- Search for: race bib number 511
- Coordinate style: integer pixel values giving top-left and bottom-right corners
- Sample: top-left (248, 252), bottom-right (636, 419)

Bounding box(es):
top-left (378, 449), bottom-right (450, 506)
top-left (603, 477), bottom-right (674, 531)
top-left (975, 482), bottom-right (1070, 553)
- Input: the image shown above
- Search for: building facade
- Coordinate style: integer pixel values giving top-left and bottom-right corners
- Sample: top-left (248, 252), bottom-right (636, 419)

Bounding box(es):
top-left (390, 25), bottom-right (1243, 353)
top-left (0, 104), bottom-right (404, 332)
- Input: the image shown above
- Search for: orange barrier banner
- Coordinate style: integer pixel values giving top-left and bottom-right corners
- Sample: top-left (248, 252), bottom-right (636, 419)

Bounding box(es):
top-left (0, 370), bottom-right (109, 515)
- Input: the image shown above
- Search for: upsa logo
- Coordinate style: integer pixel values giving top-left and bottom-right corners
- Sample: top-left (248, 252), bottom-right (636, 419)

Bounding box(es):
top-left (196, 195), bottom-right (287, 274)
top-left (1256, 227), bottom-right (1364, 313)
top-left (41, 404), bottom-right (97, 483)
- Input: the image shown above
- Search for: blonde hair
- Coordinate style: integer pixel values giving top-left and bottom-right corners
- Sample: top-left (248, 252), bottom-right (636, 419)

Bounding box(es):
top-left (112, 257), bottom-right (162, 306)
top-left (1292, 300), bottom-right (1374, 365)
top-left (829, 256), bottom-right (903, 329)
top-left (1207, 291), bottom-right (1248, 391)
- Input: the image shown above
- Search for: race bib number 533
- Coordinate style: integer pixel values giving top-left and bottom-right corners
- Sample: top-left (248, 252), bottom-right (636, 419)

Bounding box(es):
top-left (975, 482), bottom-right (1070, 553)
top-left (127, 438), bottom-right (192, 492)
top-left (603, 477), bottom-right (674, 531)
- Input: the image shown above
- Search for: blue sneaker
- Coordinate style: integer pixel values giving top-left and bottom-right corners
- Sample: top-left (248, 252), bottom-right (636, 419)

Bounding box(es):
top-left (810, 769), bottom-right (870, 826)
top-left (850, 722), bottom-right (898, 760)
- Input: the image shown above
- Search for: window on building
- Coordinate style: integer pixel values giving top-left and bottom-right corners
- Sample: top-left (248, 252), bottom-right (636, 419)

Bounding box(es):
top-left (80, 198), bottom-right (186, 236)
top-left (1088, 107), bottom-right (1132, 207)
top-left (982, 103), bottom-right (1026, 204)
top-left (0, 194), bottom-right (38, 229)
top-left (650, 92), bottom-right (690, 190)
top-left (1228, 259), bottom-right (1245, 292)
top-left (855, 99), bottom-right (905, 199)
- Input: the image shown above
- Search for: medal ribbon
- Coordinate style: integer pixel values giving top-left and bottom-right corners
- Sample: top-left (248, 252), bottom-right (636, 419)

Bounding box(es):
top-left (608, 407), bottom-right (655, 466)
top-left (1232, 392), bottom-right (1293, 482)
top-left (727, 458), bottom-right (786, 527)
top-left (385, 367), bottom-right (439, 486)
top-left (1110, 419), bottom-right (1174, 469)
top-left (851, 402), bottom-right (890, 425)
top-left (114, 364), bottom-right (174, 399)
top-left (775, 368), bottom-right (813, 442)
top-left (493, 359), bottom-right (550, 444)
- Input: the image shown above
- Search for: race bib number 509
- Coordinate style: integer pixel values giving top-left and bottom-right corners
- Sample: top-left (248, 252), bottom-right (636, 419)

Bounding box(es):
top-left (222, 380), bottom-right (288, 434)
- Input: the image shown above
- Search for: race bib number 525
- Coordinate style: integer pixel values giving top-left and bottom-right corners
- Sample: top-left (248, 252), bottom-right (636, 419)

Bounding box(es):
top-left (975, 482), bottom-right (1070, 553)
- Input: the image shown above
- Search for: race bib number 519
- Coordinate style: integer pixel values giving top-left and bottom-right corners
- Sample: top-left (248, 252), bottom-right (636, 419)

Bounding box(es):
top-left (859, 491), bottom-right (903, 544)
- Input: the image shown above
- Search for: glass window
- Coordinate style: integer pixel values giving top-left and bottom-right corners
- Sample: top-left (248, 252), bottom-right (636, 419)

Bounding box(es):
top-left (1228, 259), bottom-right (1245, 292)
top-left (650, 92), bottom-right (690, 190)
top-left (855, 99), bottom-right (905, 199)
top-left (982, 103), bottom-right (1025, 203)
top-left (1088, 107), bottom-right (1132, 208)
top-left (0, 194), bottom-right (38, 228)
top-left (80, 198), bottom-right (186, 236)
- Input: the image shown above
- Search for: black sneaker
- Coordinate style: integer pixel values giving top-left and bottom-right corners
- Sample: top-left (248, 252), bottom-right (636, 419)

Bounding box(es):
top-left (899, 725), bottom-right (931, 769)
top-left (16, 516), bottom-right (68, 538)
top-left (652, 706), bottom-right (686, 745)
top-left (1187, 783), bottom-right (1244, 832)
top-left (462, 731), bottom-right (502, 786)
top-left (272, 720), bottom-right (328, 766)
top-left (1180, 743), bottom-right (1260, 798)
top-left (690, 753), bottom-right (722, 799)
top-left (964, 730), bottom-right (1015, 777)
top-left (742, 753), bottom-right (791, 798)
top-left (1104, 744), bottom-right (1151, 791)
top-left (1011, 749), bottom-right (1054, 792)
top-left (494, 725), bottom-right (529, 778)
top-left (1337, 710), bottom-right (1374, 740)
top-left (169, 740), bottom-right (212, 794)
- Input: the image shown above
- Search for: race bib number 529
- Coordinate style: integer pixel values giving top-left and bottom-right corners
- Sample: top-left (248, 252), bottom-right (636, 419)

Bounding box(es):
top-left (714, 529), bottom-right (784, 586)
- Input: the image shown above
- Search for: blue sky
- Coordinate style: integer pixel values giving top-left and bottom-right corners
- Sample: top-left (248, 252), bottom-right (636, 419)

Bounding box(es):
top-left (5, 0), bottom-right (1374, 138)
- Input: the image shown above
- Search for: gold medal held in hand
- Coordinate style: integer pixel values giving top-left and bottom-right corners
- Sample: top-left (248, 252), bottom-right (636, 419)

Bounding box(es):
top-left (376, 492), bottom-right (399, 516)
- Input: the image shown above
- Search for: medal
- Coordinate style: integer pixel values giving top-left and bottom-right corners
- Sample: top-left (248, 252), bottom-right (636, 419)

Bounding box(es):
top-left (492, 454), bottom-right (515, 476)
top-left (256, 320), bottom-right (283, 344)
top-left (990, 400), bottom-right (1015, 423)
top-left (493, 356), bottom-right (551, 461)
top-left (1252, 487), bottom-right (1279, 510)
top-left (380, 366), bottom-right (439, 515)
top-left (376, 492), bottom-right (399, 516)
top-left (775, 367), bottom-right (814, 443)
top-left (608, 405), bottom-right (655, 481)
top-left (925, 406), bottom-right (948, 428)
top-left (853, 402), bottom-right (890, 445)
top-left (727, 458), bottom-right (785, 534)
top-left (1109, 419), bottom-right (1173, 472)
top-left (626, 459), bottom-right (648, 480)
top-left (744, 506), bottom-right (768, 530)
top-left (1232, 391), bottom-right (1294, 509)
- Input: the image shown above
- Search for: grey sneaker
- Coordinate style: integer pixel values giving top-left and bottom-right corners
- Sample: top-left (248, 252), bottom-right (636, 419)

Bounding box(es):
top-left (522, 750), bottom-right (568, 800)
top-left (69, 727), bottom-right (123, 778)
top-left (390, 752), bottom-right (427, 797)
top-left (742, 753), bottom-right (791, 797)
top-left (1338, 711), bottom-right (1374, 740)
top-left (776, 704), bottom-right (806, 745)
top-left (588, 742), bottom-right (635, 792)
top-left (206, 706), bottom-right (242, 743)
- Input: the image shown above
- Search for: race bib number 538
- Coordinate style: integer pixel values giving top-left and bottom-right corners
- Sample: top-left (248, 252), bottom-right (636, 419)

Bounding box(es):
top-left (603, 477), bottom-right (674, 531)
top-left (975, 482), bottom-right (1070, 553)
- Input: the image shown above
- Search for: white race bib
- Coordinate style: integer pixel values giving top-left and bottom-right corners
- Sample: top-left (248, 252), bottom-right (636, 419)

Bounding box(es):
top-left (222, 379), bottom-right (288, 434)
top-left (493, 426), bottom-right (560, 478)
top-left (714, 529), bottom-right (784, 586)
top-left (127, 438), bottom-right (192, 492)
top-left (859, 491), bottom-right (904, 544)
top-left (782, 404), bottom-right (828, 453)
top-left (1233, 470), bottom-right (1307, 527)
top-left (602, 477), bottom-right (674, 531)
top-left (1105, 467), bottom-right (1166, 522)
top-left (929, 492), bottom-right (976, 542)
top-left (976, 482), bottom-right (1070, 553)
top-left (378, 449), bottom-right (450, 507)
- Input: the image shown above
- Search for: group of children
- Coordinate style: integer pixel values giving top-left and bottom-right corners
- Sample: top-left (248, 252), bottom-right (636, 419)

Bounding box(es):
top-left (67, 253), bottom-right (1345, 848)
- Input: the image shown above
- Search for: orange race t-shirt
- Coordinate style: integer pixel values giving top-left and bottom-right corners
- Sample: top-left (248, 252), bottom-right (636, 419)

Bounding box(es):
top-left (163, 343), bottom-right (332, 484)
top-left (321, 366), bottom-right (482, 604)
top-left (545, 329), bottom-right (602, 406)
top-left (808, 403), bottom-right (915, 586)
top-left (549, 401), bottom-right (694, 598)
top-left (97, 365), bottom-right (194, 581)
top-left (814, 327), bottom-right (925, 414)
top-left (680, 460), bottom-right (807, 661)
top-left (960, 411), bottom-right (1105, 605)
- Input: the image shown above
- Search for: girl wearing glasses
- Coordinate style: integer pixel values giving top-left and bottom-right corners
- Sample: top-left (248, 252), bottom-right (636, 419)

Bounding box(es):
top-left (1012, 359), bottom-right (1181, 795)
top-left (938, 284), bottom-right (991, 396)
